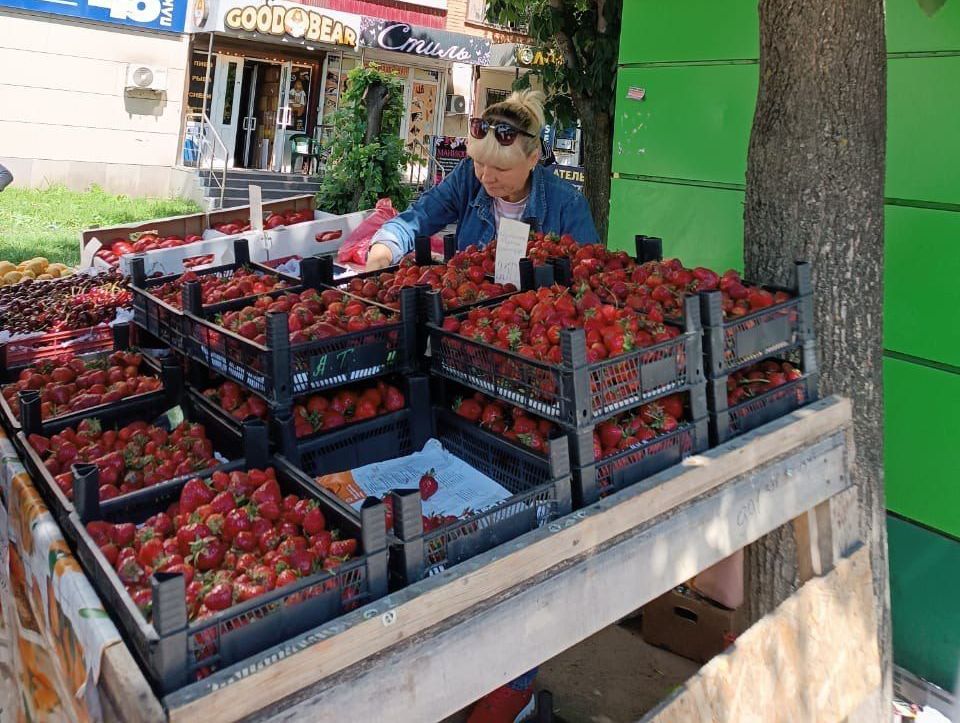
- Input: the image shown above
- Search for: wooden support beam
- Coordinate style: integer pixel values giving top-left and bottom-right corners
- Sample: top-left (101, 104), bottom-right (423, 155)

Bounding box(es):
top-left (643, 545), bottom-right (880, 723)
top-left (99, 641), bottom-right (165, 723)
top-left (794, 498), bottom-right (835, 583)
top-left (221, 426), bottom-right (851, 722)
top-left (154, 396), bottom-right (850, 721)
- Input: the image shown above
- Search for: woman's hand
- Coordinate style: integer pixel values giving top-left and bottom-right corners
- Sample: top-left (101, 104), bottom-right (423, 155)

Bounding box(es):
top-left (366, 243), bottom-right (394, 271)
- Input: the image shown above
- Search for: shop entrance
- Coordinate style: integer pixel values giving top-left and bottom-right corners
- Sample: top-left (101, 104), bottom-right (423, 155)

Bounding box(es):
top-left (209, 53), bottom-right (316, 172)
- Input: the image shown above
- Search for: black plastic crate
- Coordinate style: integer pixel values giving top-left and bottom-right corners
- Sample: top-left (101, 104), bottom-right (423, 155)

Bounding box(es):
top-left (426, 292), bottom-right (704, 430)
top-left (0, 321), bottom-right (136, 380)
top-left (180, 276), bottom-right (418, 406)
top-left (433, 381), bottom-right (708, 508)
top-left (569, 415), bottom-right (709, 506)
top-left (13, 364), bottom-right (249, 533)
top-left (0, 339), bottom-right (175, 437)
top-left (708, 357), bottom-right (819, 446)
top-left (68, 423), bottom-right (388, 697)
top-left (186, 374), bottom-right (433, 474)
top-left (128, 239), bottom-right (304, 353)
top-left (388, 407), bottom-right (572, 583)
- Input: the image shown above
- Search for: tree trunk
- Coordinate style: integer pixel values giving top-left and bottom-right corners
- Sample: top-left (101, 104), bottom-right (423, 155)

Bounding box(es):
top-left (743, 0), bottom-right (890, 705)
top-left (576, 102), bottom-right (612, 242)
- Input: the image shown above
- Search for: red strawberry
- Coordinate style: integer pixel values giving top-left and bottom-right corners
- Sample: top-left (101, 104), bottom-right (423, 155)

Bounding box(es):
top-left (302, 506), bottom-right (326, 536)
top-left (329, 538), bottom-right (358, 558)
top-left (179, 478), bottom-right (214, 514)
top-left (419, 469), bottom-right (439, 501)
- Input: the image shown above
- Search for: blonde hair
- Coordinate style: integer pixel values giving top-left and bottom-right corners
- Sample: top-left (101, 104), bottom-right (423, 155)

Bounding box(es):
top-left (467, 89), bottom-right (545, 168)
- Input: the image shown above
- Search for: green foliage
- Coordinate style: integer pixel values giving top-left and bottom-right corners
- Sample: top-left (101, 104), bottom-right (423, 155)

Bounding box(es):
top-left (316, 65), bottom-right (415, 214)
top-left (485, 0), bottom-right (622, 126)
top-left (0, 185), bottom-right (200, 266)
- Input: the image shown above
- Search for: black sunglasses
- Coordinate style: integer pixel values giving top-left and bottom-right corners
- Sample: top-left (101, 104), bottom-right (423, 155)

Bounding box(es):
top-left (469, 117), bottom-right (536, 146)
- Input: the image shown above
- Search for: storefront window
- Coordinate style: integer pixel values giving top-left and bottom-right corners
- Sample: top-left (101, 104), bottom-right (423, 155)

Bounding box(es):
top-left (222, 62), bottom-right (238, 125)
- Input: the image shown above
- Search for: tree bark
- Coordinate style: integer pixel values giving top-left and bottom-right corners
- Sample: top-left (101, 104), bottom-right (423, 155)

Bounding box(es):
top-left (743, 0), bottom-right (890, 705)
top-left (576, 102), bottom-right (612, 242)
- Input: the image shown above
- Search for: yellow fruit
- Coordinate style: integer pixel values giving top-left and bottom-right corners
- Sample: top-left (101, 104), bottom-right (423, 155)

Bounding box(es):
top-left (0, 261), bottom-right (14, 274)
top-left (20, 270), bottom-right (36, 280)
top-left (3, 271), bottom-right (22, 284)
top-left (46, 268), bottom-right (61, 278)
top-left (30, 257), bottom-right (49, 266)
top-left (36, 274), bottom-right (53, 281)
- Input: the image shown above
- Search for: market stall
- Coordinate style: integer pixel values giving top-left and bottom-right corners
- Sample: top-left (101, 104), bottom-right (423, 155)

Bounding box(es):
top-left (0, 224), bottom-right (874, 721)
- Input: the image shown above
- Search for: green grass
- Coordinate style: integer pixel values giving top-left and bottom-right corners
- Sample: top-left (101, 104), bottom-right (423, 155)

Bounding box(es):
top-left (0, 185), bottom-right (201, 266)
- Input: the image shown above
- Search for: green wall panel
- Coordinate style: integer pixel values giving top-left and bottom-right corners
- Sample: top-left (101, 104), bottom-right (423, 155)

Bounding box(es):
top-left (887, 57), bottom-right (960, 205)
top-left (613, 65), bottom-right (757, 184)
top-left (885, 205), bottom-right (960, 367)
top-left (885, 357), bottom-right (960, 538)
top-left (619, 0), bottom-right (758, 65)
top-left (887, 0), bottom-right (960, 53)
top-left (608, 178), bottom-right (744, 271)
top-left (889, 515), bottom-right (960, 692)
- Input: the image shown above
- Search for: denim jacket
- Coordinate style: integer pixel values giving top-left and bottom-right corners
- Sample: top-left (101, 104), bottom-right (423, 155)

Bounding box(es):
top-left (374, 158), bottom-right (599, 261)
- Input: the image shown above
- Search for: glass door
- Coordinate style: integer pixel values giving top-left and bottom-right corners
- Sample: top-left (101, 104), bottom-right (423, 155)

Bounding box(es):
top-left (272, 62), bottom-right (293, 171)
top-left (209, 54), bottom-right (244, 167)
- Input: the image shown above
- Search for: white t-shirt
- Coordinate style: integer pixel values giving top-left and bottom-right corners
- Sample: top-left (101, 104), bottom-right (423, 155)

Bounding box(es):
top-left (493, 195), bottom-right (528, 226)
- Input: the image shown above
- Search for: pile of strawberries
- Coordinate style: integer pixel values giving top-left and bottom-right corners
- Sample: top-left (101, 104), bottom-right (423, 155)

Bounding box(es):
top-left (27, 419), bottom-right (219, 500)
top-left (582, 258), bottom-right (792, 321)
top-left (85, 467), bottom-right (358, 623)
top-left (151, 268), bottom-right (292, 309)
top-left (725, 360), bottom-right (803, 406)
top-left (341, 256), bottom-right (514, 310)
top-left (215, 289), bottom-right (395, 345)
top-left (593, 394), bottom-right (686, 460)
top-left (440, 285), bottom-right (681, 364)
top-left (4, 351), bottom-right (161, 422)
top-left (452, 391), bottom-right (557, 454)
top-left (201, 379), bottom-right (406, 438)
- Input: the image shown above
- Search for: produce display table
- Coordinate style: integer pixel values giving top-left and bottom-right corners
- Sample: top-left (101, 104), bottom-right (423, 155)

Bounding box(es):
top-left (66, 395), bottom-right (865, 722)
top-left (0, 428), bottom-right (155, 722)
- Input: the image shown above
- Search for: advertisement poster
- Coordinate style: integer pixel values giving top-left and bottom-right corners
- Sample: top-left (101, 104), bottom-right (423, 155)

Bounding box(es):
top-left (407, 81), bottom-right (437, 151)
top-left (288, 66), bottom-right (311, 132)
top-left (187, 50), bottom-right (214, 116)
top-left (553, 165), bottom-right (585, 193)
top-left (432, 136), bottom-right (467, 185)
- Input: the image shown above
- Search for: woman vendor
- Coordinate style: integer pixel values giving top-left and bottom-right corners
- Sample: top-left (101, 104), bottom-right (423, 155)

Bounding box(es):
top-left (365, 90), bottom-right (598, 271)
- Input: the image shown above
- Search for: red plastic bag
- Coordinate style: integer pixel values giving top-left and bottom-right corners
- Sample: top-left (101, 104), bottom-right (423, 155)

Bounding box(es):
top-left (337, 198), bottom-right (398, 266)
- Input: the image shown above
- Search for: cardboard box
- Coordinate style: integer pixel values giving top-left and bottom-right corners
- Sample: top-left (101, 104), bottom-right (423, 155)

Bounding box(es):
top-left (641, 586), bottom-right (748, 664)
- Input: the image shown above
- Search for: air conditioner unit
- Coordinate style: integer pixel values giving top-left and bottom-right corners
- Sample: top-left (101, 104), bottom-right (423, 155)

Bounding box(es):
top-left (125, 64), bottom-right (167, 93)
top-left (445, 94), bottom-right (467, 115)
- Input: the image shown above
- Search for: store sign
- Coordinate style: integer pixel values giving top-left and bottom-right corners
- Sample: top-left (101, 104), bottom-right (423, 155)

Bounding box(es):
top-left (0, 0), bottom-right (188, 31)
top-left (219, 1), bottom-right (359, 46)
top-left (400, 0), bottom-right (447, 8)
top-left (554, 165), bottom-right (585, 193)
top-left (516, 45), bottom-right (562, 68)
top-left (186, 49), bottom-right (214, 115)
top-left (360, 18), bottom-right (491, 65)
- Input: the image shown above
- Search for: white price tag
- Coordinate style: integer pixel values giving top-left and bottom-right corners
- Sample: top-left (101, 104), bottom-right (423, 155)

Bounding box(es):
top-left (249, 186), bottom-right (264, 231)
top-left (493, 218), bottom-right (530, 287)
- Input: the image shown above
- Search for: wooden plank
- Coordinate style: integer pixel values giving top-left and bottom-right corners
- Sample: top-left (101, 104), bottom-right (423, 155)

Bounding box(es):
top-left (794, 498), bottom-right (835, 583)
top-left (99, 641), bottom-right (165, 723)
top-left (165, 397), bottom-right (852, 720)
top-left (238, 431), bottom-right (850, 722)
top-left (643, 546), bottom-right (880, 723)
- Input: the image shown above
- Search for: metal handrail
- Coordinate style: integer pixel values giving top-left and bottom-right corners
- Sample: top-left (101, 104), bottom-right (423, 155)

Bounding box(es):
top-left (182, 112), bottom-right (228, 208)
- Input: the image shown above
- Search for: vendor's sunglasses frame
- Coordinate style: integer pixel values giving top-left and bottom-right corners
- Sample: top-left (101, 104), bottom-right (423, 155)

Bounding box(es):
top-left (469, 117), bottom-right (536, 146)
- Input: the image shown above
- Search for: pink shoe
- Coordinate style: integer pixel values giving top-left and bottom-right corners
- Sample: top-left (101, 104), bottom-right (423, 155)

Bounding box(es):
top-left (466, 684), bottom-right (536, 723)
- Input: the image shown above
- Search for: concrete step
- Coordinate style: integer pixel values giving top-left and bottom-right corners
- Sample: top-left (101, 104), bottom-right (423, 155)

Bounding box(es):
top-left (220, 178), bottom-right (321, 193)
top-left (198, 169), bottom-right (321, 184)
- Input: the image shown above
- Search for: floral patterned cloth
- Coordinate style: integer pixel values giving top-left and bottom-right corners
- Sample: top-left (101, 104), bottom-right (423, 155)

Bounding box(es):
top-left (0, 431), bottom-right (122, 722)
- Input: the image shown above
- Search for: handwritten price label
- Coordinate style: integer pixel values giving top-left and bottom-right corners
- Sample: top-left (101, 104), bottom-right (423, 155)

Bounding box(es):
top-left (309, 343), bottom-right (392, 383)
top-left (494, 218), bottom-right (531, 287)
